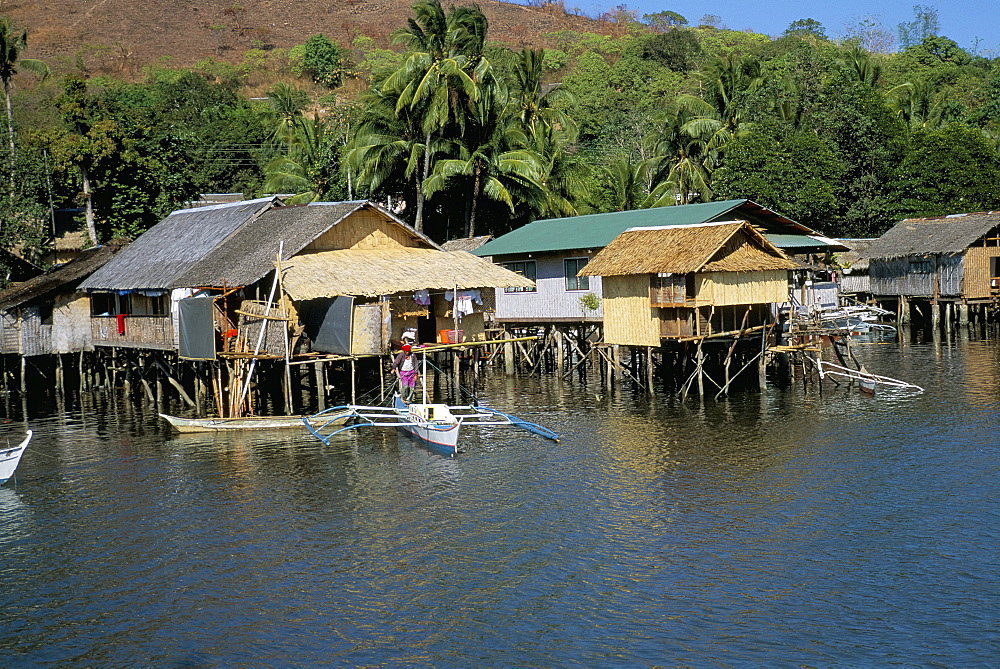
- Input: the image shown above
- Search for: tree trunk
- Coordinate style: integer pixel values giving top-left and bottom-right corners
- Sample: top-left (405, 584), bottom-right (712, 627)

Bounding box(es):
top-left (468, 167), bottom-right (481, 238)
top-left (414, 130), bottom-right (432, 233)
top-left (4, 82), bottom-right (14, 202)
top-left (81, 162), bottom-right (98, 245)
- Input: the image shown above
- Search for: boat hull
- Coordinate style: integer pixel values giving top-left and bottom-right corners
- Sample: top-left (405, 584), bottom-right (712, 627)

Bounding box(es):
top-left (0, 430), bottom-right (32, 485)
top-left (393, 396), bottom-right (460, 456)
top-left (160, 412), bottom-right (350, 433)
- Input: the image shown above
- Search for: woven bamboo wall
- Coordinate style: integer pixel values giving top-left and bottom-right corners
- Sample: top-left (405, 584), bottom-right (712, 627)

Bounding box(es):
top-left (694, 270), bottom-right (788, 306)
top-left (303, 210), bottom-right (417, 252)
top-left (962, 247), bottom-right (1000, 298)
top-left (91, 315), bottom-right (176, 349)
top-left (53, 293), bottom-right (94, 353)
top-left (0, 312), bottom-right (17, 354)
top-left (602, 275), bottom-right (660, 347)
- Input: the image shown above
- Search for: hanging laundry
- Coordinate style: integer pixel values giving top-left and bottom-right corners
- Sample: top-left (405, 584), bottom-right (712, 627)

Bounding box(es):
top-left (413, 289), bottom-right (431, 306)
top-left (454, 293), bottom-right (475, 317)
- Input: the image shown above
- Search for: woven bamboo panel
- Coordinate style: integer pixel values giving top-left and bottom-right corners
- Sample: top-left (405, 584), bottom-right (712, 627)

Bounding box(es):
top-left (694, 270), bottom-right (788, 306)
top-left (963, 247), bottom-right (999, 298)
top-left (305, 210), bottom-right (416, 252)
top-left (351, 303), bottom-right (384, 355)
top-left (235, 300), bottom-right (288, 356)
top-left (602, 275), bottom-right (660, 347)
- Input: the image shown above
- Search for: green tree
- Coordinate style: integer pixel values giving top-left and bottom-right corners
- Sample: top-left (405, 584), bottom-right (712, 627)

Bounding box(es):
top-left (892, 124), bottom-right (1000, 217)
top-left (642, 11), bottom-right (688, 31)
top-left (897, 5), bottom-right (939, 49)
top-left (302, 34), bottom-right (347, 88)
top-left (712, 122), bottom-right (844, 230)
top-left (378, 0), bottom-right (491, 231)
top-left (783, 18), bottom-right (827, 40)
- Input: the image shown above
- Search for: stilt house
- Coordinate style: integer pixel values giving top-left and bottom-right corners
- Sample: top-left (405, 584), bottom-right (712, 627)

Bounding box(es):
top-left (78, 198), bottom-right (531, 359)
top-left (578, 221), bottom-right (797, 346)
top-left (0, 241), bottom-right (127, 356)
top-left (473, 200), bottom-right (843, 326)
top-left (864, 211), bottom-right (1000, 310)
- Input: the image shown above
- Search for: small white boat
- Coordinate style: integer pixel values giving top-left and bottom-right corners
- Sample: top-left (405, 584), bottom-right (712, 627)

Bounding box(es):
top-left (160, 412), bottom-right (351, 433)
top-left (0, 430), bottom-right (32, 485)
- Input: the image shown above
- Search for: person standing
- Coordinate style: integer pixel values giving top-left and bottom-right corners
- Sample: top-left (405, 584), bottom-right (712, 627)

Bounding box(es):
top-left (391, 344), bottom-right (419, 402)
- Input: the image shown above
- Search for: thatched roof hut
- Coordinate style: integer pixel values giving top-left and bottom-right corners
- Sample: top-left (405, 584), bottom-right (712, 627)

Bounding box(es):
top-left (441, 236), bottom-right (493, 253)
top-left (580, 221), bottom-right (797, 277)
top-left (80, 199), bottom-right (441, 291)
top-left (863, 212), bottom-right (1000, 260)
top-left (862, 211), bottom-right (1000, 299)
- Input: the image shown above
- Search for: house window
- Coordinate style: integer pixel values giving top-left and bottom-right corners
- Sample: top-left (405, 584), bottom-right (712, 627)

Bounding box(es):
top-left (502, 261), bottom-right (537, 293)
top-left (90, 292), bottom-right (132, 316)
top-left (38, 303), bottom-right (53, 326)
top-left (564, 257), bottom-right (590, 291)
top-left (909, 259), bottom-right (933, 274)
top-left (991, 257), bottom-right (1000, 278)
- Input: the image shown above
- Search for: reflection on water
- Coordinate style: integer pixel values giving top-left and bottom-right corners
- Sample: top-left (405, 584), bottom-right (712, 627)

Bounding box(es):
top-left (1, 333), bottom-right (998, 664)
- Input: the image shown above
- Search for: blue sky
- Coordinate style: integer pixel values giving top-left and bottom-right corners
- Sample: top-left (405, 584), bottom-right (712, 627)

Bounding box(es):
top-left (544, 1), bottom-right (999, 54)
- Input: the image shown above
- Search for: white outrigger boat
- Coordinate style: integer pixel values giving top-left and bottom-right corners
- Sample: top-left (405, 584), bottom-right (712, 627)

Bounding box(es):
top-left (303, 349), bottom-right (558, 456)
top-left (815, 360), bottom-right (923, 395)
top-left (0, 430), bottom-right (32, 486)
top-left (303, 397), bottom-right (559, 457)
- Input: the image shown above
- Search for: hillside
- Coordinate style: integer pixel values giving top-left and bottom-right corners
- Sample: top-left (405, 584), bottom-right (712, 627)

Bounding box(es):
top-left (7, 0), bottom-right (609, 74)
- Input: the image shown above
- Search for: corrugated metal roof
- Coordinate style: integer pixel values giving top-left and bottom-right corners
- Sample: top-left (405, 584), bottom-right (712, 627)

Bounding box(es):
top-left (863, 212), bottom-right (1000, 259)
top-left (474, 200), bottom-right (821, 257)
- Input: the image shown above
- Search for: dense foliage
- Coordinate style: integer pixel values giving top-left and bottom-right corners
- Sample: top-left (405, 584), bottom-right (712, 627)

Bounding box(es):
top-left (2, 2), bottom-right (1000, 271)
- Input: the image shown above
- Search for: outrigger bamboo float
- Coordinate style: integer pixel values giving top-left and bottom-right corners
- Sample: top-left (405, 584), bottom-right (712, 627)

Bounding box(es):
top-left (159, 412), bottom-right (351, 433)
top-left (814, 360), bottom-right (923, 395)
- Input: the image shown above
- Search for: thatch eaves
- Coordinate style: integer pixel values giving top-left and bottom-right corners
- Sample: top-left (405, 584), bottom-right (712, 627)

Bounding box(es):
top-left (863, 212), bottom-right (1000, 260)
top-left (441, 235), bottom-right (493, 253)
top-left (0, 240), bottom-right (128, 311)
top-left (280, 248), bottom-right (535, 300)
top-left (580, 221), bottom-right (796, 277)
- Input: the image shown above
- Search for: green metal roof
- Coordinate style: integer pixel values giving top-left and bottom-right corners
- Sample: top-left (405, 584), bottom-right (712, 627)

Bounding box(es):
top-left (475, 200), bottom-right (819, 257)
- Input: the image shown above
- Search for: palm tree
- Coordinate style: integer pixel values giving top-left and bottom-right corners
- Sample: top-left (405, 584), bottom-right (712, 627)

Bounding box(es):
top-left (600, 155), bottom-right (648, 212)
top-left (644, 105), bottom-right (713, 206)
top-left (261, 84), bottom-right (332, 203)
top-left (424, 82), bottom-right (544, 236)
top-left (841, 45), bottom-right (882, 88)
top-left (888, 79), bottom-right (945, 131)
top-left (378, 0), bottom-right (491, 231)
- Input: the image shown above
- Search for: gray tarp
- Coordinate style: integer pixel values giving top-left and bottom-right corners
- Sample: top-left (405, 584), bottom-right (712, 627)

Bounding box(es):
top-left (312, 296), bottom-right (353, 355)
top-left (178, 295), bottom-right (216, 360)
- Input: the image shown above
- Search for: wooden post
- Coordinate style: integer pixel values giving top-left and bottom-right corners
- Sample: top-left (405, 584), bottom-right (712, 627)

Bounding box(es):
top-left (503, 339), bottom-right (514, 375)
top-left (646, 346), bottom-right (654, 394)
top-left (350, 358), bottom-right (356, 405)
top-left (315, 361), bottom-right (326, 412)
top-left (899, 294), bottom-right (909, 324)
top-left (555, 328), bottom-right (564, 376)
top-left (959, 302), bottom-right (969, 327)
